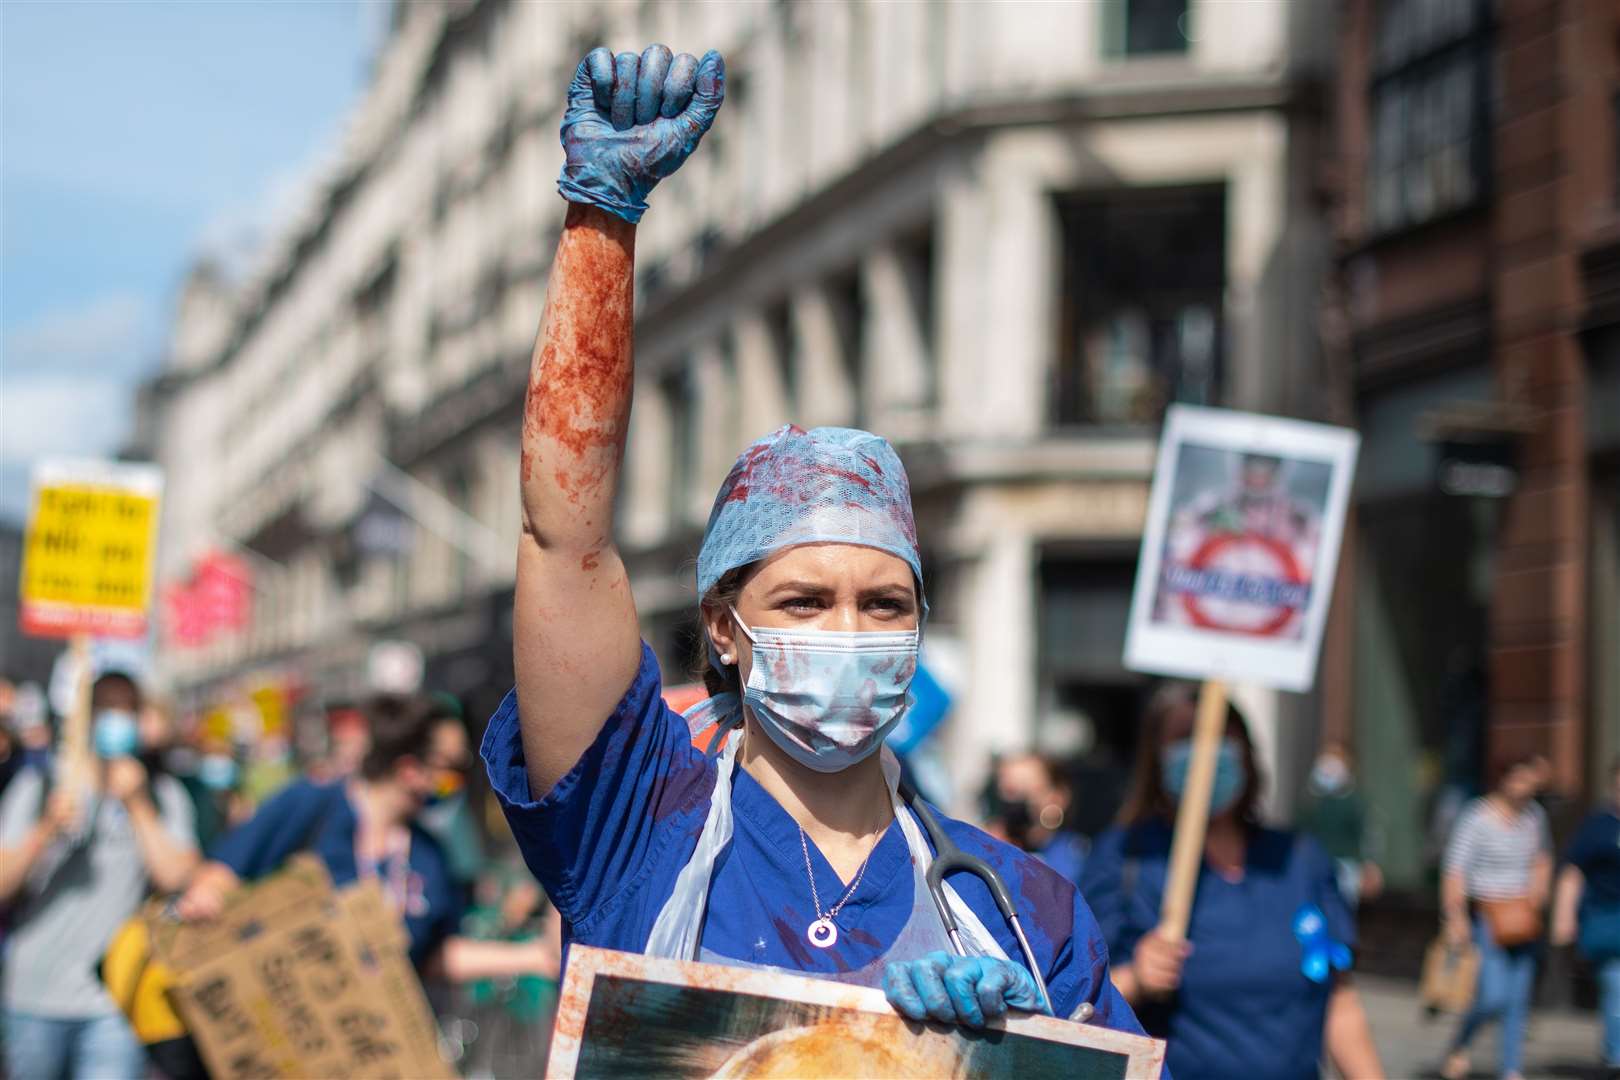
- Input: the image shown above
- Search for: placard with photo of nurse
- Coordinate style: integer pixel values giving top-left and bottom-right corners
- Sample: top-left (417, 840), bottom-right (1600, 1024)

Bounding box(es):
top-left (1124, 405), bottom-right (1359, 693)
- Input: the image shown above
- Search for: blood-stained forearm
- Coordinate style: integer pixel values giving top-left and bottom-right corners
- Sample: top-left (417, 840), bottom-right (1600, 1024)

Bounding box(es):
top-left (519, 204), bottom-right (636, 547)
top-left (512, 46), bottom-right (724, 799)
top-left (513, 204), bottom-right (643, 797)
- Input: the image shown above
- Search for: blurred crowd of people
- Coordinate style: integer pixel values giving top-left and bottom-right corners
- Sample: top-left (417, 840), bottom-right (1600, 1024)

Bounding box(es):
top-left (0, 656), bottom-right (1615, 1079)
top-left (0, 663), bottom-right (560, 1080)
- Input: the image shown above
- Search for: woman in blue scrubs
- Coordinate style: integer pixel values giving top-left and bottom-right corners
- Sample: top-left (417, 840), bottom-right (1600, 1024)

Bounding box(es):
top-left (1079, 685), bottom-right (1383, 1079)
top-left (480, 43), bottom-right (1149, 1044)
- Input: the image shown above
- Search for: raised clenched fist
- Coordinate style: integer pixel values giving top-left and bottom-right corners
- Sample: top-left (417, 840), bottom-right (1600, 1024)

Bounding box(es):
top-left (557, 45), bottom-right (725, 223)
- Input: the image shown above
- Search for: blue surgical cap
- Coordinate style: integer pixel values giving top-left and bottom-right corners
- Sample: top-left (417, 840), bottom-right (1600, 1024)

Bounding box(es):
top-left (696, 425), bottom-right (923, 601)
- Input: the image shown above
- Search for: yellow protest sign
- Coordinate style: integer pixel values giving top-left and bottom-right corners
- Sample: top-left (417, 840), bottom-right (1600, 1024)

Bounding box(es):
top-left (20, 459), bottom-right (164, 639)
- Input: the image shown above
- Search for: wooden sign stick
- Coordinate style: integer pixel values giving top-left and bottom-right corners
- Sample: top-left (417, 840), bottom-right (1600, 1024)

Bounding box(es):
top-left (60, 633), bottom-right (96, 806)
top-left (1157, 679), bottom-right (1229, 941)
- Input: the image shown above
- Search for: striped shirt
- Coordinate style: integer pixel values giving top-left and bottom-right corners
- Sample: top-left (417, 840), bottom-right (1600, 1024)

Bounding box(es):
top-left (1443, 797), bottom-right (1551, 900)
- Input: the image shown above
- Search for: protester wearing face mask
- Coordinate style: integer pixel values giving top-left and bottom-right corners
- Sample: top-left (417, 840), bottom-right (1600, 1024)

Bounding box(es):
top-left (987, 753), bottom-right (1089, 884)
top-left (1297, 741), bottom-right (1384, 910)
top-left (0, 667), bottom-right (200, 1080)
top-left (478, 43), bottom-right (1147, 1045)
top-left (172, 737), bottom-right (242, 852)
top-left (1078, 684), bottom-right (1383, 1080)
top-left (176, 694), bottom-right (553, 985)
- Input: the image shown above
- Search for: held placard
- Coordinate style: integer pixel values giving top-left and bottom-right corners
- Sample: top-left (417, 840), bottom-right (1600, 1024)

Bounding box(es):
top-left (19, 459), bottom-right (163, 639)
top-left (1123, 406), bottom-right (1359, 692)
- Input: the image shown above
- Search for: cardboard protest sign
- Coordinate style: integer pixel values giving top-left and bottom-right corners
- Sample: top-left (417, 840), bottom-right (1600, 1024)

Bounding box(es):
top-left (1124, 405), bottom-right (1359, 692)
top-left (19, 459), bottom-right (163, 639)
top-left (550, 945), bottom-right (1165, 1079)
top-left (151, 857), bottom-right (453, 1080)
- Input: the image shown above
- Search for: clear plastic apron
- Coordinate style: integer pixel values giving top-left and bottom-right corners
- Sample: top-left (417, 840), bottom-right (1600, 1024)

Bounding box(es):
top-left (644, 732), bottom-right (1013, 988)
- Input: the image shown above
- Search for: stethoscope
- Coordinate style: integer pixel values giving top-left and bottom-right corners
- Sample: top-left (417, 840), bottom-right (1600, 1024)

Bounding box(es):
top-left (705, 717), bottom-right (1083, 1021)
top-left (900, 780), bottom-right (1085, 1020)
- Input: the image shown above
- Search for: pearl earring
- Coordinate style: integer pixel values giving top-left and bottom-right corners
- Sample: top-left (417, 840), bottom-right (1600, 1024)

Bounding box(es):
top-left (720, 652), bottom-right (734, 664)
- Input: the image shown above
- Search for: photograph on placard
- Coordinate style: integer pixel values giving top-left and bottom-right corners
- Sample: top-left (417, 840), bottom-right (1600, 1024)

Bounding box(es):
top-left (548, 946), bottom-right (1165, 1080)
top-left (1124, 406), bottom-right (1359, 692)
top-left (1150, 442), bottom-right (1333, 643)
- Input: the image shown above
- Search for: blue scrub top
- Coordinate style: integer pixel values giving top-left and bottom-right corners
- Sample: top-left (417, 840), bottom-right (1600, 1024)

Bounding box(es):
top-left (482, 642), bottom-right (1147, 1038)
top-left (1080, 820), bottom-right (1354, 1080)
top-left (1034, 831), bottom-right (1090, 885)
top-left (210, 779), bottom-right (464, 967)
top-left (1566, 805), bottom-right (1620, 908)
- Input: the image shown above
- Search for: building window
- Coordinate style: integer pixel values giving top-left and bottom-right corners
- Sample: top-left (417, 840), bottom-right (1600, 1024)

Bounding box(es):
top-left (1036, 553), bottom-right (1149, 836)
top-left (1612, 91), bottom-right (1620, 206)
top-left (898, 224), bottom-right (938, 408)
top-left (1052, 185), bottom-right (1225, 428)
top-left (1367, 0), bottom-right (1489, 234)
top-left (1103, 0), bottom-right (1191, 58)
top-left (662, 366), bottom-right (697, 528)
top-left (828, 265), bottom-right (866, 428)
top-left (765, 300), bottom-right (799, 416)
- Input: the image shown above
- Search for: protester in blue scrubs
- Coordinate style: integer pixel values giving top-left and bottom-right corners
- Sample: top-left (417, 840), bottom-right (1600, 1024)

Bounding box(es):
top-left (1079, 684), bottom-right (1383, 1079)
top-left (987, 752), bottom-right (1089, 884)
top-left (178, 696), bottom-right (552, 983)
top-left (1551, 758), bottom-right (1620, 1074)
top-left (481, 43), bottom-right (1150, 1050)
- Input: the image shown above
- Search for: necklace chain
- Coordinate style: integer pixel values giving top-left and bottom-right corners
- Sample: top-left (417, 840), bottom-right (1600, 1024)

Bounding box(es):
top-left (798, 826), bottom-right (871, 923)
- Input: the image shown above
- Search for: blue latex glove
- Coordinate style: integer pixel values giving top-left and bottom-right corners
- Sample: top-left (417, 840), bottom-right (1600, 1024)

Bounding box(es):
top-left (882, 951), bottom-right (1048, 1028)
top-left (557, 44), bottom-right (725, 223)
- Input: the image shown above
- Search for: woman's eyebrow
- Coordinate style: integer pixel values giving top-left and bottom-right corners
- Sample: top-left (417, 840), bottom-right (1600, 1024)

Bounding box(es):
top-left (764, 579), bottom-right (835, 596)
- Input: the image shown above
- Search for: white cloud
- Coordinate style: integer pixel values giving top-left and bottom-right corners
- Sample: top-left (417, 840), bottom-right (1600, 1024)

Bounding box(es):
top-left (0, 375), bottom-right (131, 468)
top-left (1, 293), bottom-right (153, 381)
top-left (193, 137), bottom-right (343, 282)
top-left (0, 297), bottom-right (147, 520)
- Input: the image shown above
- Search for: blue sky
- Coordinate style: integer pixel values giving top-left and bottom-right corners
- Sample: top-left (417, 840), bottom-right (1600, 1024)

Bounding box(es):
top-left (1, 0), bottom-right (373, 523)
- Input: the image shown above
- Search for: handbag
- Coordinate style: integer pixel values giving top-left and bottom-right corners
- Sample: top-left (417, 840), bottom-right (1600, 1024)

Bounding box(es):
top-left (1577, 903), bottom-right (1620, 963)
top-left (1419, 937), bottom-right (1480, 1015)
top-left (1477, 896), bottom-right (1542, 947)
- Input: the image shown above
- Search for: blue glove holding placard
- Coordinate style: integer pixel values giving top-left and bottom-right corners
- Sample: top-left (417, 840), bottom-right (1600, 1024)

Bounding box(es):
top-left (557, 45), bottom-right (725, 223)
top-left (883, 951), bottom-right (1048, 1028)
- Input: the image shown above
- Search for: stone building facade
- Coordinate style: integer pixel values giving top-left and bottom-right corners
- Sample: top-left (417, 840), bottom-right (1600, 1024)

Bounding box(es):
top-left (1326, 0), bottom-right (1619, 890)
top-left (147, 0), bottom-right (1338, 813)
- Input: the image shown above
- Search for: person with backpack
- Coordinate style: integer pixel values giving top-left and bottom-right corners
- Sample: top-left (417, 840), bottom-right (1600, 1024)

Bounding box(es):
top-left (0, 664), bottom-right (198, 1080)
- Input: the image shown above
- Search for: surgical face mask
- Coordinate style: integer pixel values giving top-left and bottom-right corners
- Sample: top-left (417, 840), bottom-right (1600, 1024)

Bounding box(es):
top-left (730, 606), bottom-right (918, 773)
top-left (1161, 737), bottom-right (1246, 817)
top-left (92, 709), bottom-right (140, 759)
top-left (198, 753), bottom-right (239, 792)
top-left (1310, 756), bottom-right (1350, 794)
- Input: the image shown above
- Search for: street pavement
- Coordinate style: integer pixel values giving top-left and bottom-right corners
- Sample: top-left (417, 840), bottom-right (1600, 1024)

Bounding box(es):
top-left (1358, 974), bottom-right (1607, 1079)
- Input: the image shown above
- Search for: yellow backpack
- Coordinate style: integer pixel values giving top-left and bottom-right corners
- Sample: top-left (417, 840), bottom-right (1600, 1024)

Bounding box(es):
top-left (100, 906), bottom-right (207, 1078)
